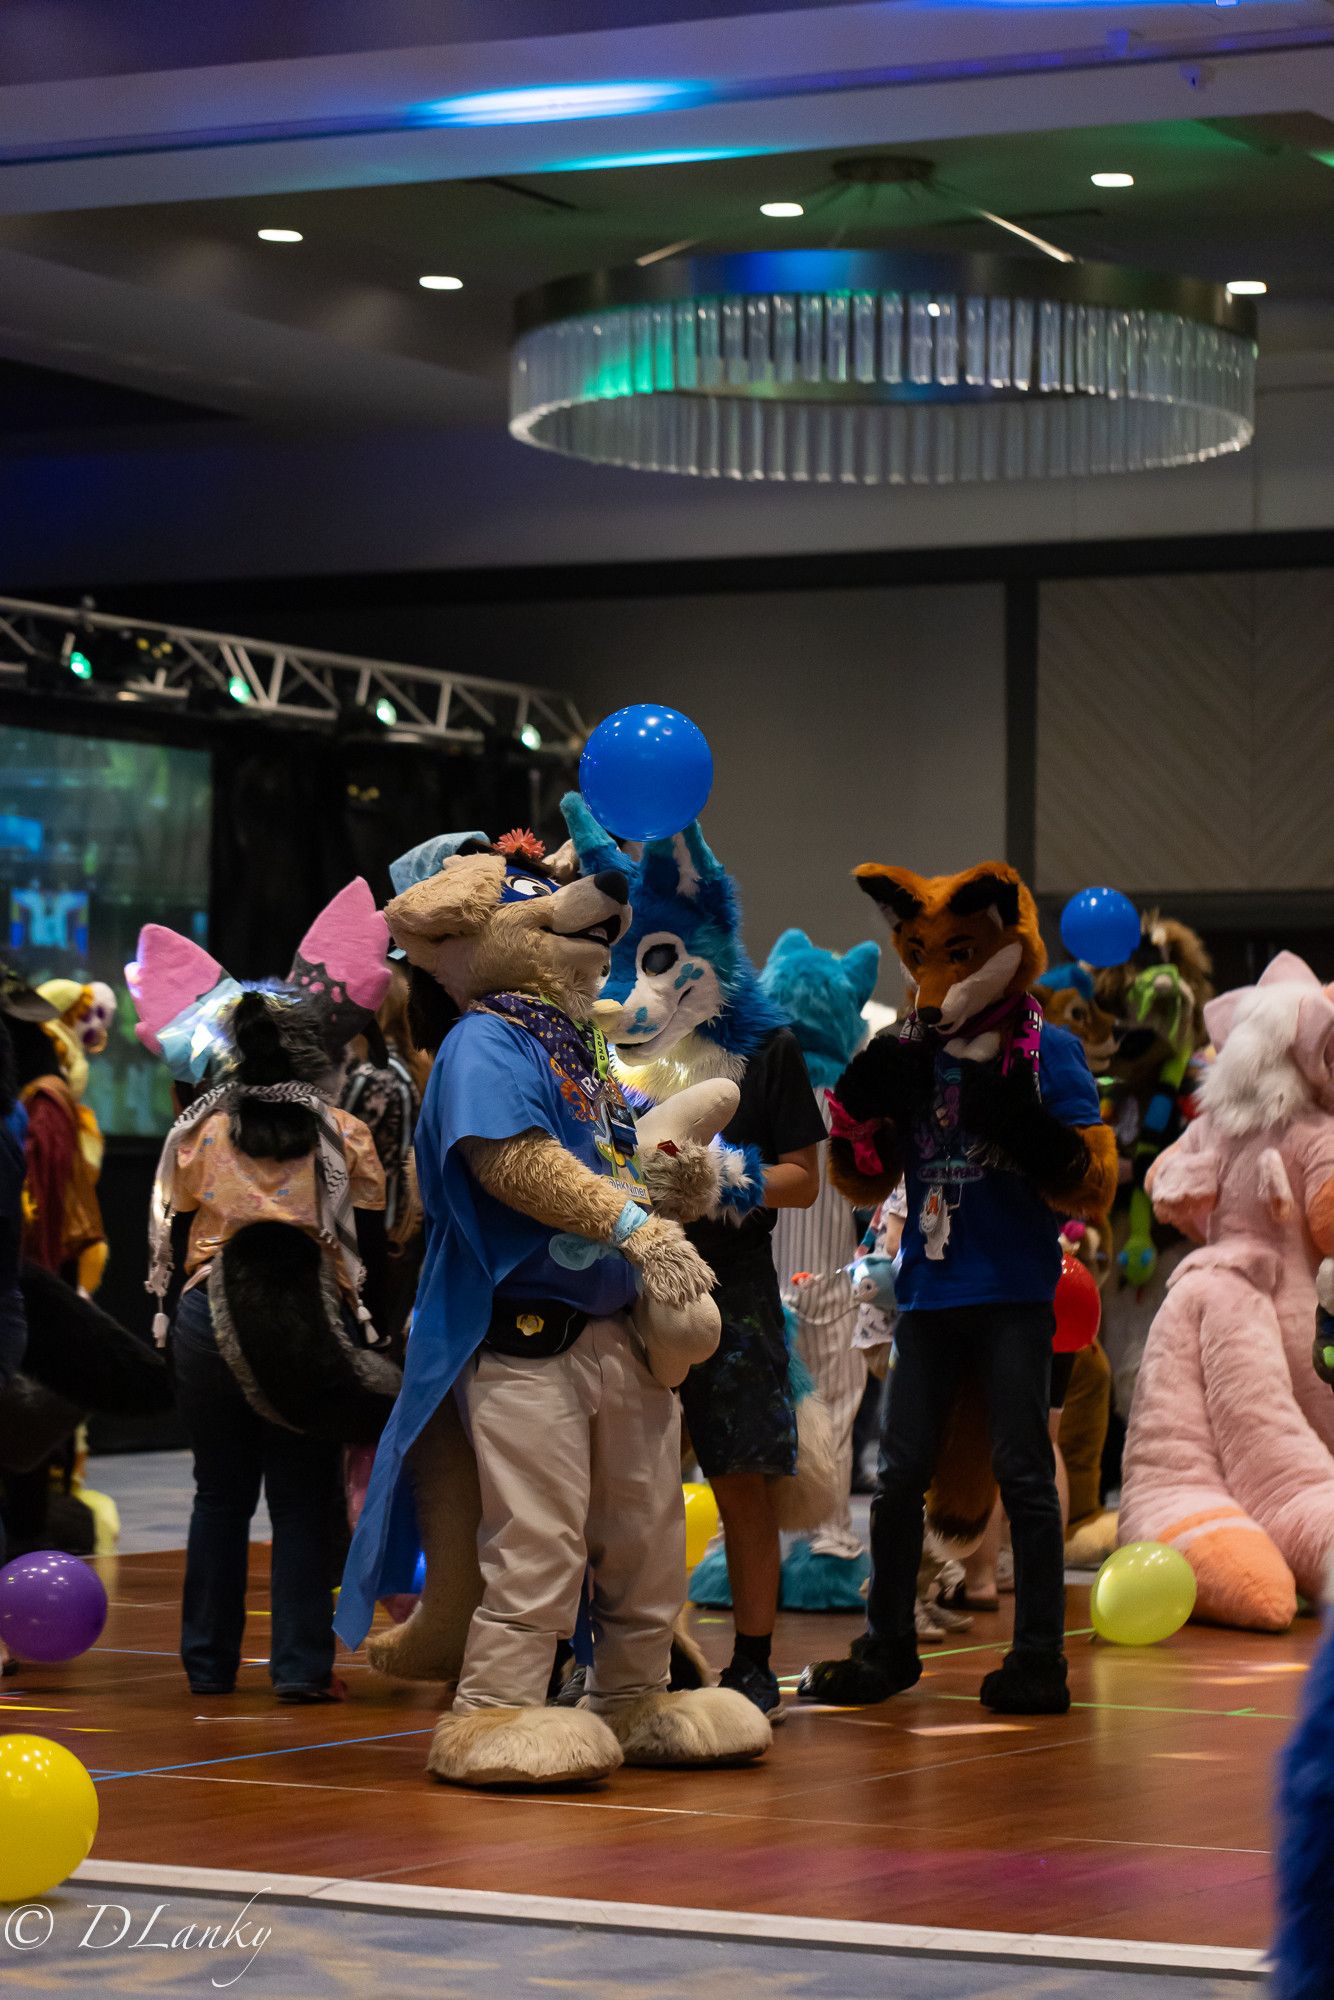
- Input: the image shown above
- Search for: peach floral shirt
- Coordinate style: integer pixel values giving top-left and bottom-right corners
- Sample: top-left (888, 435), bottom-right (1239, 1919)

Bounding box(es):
top-left (172, 1108), bottom-right (385, 1279)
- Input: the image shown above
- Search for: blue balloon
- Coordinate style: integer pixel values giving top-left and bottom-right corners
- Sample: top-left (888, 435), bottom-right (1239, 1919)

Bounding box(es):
top-left (1060, 887), bottom-right (1141, 969)
top-left (579, 704), bottom-right (713, 841)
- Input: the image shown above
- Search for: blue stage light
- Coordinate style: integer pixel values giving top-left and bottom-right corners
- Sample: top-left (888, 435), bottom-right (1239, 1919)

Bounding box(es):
top-left (425, 81), bottom-right (702, 126)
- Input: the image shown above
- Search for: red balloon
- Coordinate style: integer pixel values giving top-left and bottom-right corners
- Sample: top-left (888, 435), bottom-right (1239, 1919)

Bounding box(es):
top-left (1053, 1253), bottom-right (1101, 1353)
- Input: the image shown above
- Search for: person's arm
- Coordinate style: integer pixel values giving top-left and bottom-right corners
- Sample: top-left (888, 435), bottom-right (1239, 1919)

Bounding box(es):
top-left (764, 1144), bottom-right (820, 1210)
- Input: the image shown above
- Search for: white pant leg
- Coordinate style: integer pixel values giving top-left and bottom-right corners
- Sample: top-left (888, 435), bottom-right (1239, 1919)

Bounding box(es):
top-left (452, 1344), bottom-right (594, 1713)
top-left (795, 1306), bottom-right (867, 1558)
top-left (582, 1318), bottom-right (685, 1708)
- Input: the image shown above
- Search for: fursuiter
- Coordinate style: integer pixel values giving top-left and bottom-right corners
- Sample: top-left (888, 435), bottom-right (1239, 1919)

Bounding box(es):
top-left (799, 861), bottom-right (1117, 1716)
top-left (1093, 910), bottom-right (1216, 1426)
top-left (559, 797), bottom-right (840, 1550)
top-left (1119, 953), bottom-right (1334, 1631)
top-left (1034, 965), bottom-right (1119, 1567)
top-left (337, 832), bottom-right (770, 1789)
top-left (130, 880), bottom-right (404, 1444)
top-left (759, 928), bottom-right (882, 1611)
top-left (0, 971), bottom-right (171, 1567)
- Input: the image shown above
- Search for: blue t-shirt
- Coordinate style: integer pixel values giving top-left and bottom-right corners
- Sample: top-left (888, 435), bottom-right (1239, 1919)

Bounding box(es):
top-left (896, 1023), bottom-right (1100, 1312)
top-left (415, 1010), bottom-right (639, 1326)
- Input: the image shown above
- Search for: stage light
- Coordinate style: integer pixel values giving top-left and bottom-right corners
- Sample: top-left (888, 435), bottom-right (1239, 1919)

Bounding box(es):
top-left (68, 650), bottom-right (92, 681)
top-left (760, 201), bottom-right (804, 218)
top-left (1091, 172), bottom-right (1134, 189)
top-left (1226, 278), bottom-right (1267, 296)
top-left (519, 722), bottom-right (543, 751)
top-left (419, 274), bottom-right (463, 291)
top-left (926, 301), bottom-right (941, 317)
top-left (374, 697), bottom-right (398, 727)
top-left (227, 674), bottom-right (253, 704)
top-left (258, 228), bottom-right (303, 243)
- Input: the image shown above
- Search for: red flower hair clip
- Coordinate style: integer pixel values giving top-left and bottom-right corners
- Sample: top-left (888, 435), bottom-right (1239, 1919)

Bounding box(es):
top-left (497, 828), bottom-right (547, 863)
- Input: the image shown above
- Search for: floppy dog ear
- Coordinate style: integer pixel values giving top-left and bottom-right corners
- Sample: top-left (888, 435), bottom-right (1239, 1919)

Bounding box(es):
top-left (386, 853), bottom-right (507, 957)
top-left (946, 865), bottom-right (1023, 929)
top-left (854, 865), bottom-right (926, 925)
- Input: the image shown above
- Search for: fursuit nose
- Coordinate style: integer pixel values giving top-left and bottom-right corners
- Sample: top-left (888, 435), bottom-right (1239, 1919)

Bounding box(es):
top-left (915, 1005), bottom-right (943, 1027)
top-left (592, 869), bottom-right (629, 905)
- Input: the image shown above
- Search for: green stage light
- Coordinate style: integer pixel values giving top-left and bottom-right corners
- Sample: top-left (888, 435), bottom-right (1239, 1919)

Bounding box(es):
top-left (68, 650), bottom-right (92, 681)
top-left (227, 674), bottom-right (253, 704)
top-left (374, 697), bottom-right (398, 727)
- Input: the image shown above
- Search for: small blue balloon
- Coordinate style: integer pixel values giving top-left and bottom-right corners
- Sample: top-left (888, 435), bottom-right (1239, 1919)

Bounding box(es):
top-left (1060, 887), bottom-right (1141, 969)
top-left (579, 704), bottom-right (713, 842)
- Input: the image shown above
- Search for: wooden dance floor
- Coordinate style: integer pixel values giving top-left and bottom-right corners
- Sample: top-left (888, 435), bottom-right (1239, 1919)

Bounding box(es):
top-left (3, 1540), bottom-right (1309, 1959)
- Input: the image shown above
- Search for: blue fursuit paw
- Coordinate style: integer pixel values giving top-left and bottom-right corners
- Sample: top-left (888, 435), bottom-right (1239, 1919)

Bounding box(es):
top-left (780, 1540), bottom-right (869, 1613)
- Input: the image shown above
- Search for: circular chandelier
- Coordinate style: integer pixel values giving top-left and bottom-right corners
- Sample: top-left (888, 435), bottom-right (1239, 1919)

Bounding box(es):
top-left (510, 250), bottom-right (1257, 485)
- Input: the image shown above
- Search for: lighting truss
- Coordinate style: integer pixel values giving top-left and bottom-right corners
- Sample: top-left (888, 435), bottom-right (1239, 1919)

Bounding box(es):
top-left (0, 596), bottom-right (585, 753)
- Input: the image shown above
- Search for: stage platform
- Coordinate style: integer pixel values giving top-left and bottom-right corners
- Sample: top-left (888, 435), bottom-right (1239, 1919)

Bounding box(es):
top-left (1, 1476), bottom-right (1307, 1992)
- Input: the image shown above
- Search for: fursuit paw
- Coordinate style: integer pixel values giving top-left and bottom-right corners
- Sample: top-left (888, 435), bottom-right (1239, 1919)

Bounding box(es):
top-left (366, 1605), bottom-right (460, 1685)
top-left (623, 1214), bottom-right (715, 1309)
top-left (592, 1687), bottom-right (770, 1767)
top-left (640, 1137), bottom-right (724, 1225)
top-left (796, 1634), bottom-right (921, 1706)
top-left (979, 1651), bottom-right (1070, 1715)
top-left (1064, 1510), bottom-right (1120, 1571)
top-left (427, 1704), bottom-right (622, 1789)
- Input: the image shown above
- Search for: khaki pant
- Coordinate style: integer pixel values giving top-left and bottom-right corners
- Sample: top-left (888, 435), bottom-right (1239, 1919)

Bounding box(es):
top-left (452, 1315), bottom-right (685, 1714)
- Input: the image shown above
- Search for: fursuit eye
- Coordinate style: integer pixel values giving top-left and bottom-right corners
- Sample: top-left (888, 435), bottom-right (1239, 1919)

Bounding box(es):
top-left (641, 942), bottom-right (679, 976)
top-left (949, 947), bottom-right (975, 965)
top-left (506, 874), bottom-right (553, 899)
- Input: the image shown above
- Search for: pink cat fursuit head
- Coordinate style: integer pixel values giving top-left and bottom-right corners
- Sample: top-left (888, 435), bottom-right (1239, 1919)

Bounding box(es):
top-left (1119, 953), bottom-right (1334, 1632)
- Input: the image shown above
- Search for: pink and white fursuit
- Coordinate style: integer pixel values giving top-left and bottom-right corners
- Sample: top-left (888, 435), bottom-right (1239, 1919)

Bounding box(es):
top-left (1119, 952), bottom-right (1334, 1631)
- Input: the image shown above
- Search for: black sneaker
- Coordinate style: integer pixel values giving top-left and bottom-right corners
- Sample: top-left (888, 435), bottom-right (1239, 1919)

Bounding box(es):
top-left (719, 1654), bottom-right (785, 1723)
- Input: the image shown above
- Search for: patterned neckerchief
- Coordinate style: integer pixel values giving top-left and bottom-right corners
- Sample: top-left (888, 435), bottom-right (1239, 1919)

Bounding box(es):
top-left (902, 989), bottom-right (1044, 1084)
top-left (475, 991), bottom-right (613, 1094)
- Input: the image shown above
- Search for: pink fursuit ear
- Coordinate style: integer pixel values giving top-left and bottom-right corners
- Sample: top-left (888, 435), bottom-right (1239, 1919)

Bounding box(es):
top-left (288, 879), bottom-right (391, 1035)
top-left (127, 926), bottom-right (225, 1056)
top-left (1292, 989), bottom-right (1334, 1104)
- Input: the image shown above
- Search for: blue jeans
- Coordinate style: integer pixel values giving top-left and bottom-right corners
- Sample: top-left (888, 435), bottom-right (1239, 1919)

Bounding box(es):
top-left (173, 1286), bottom-right (342, 1692)
top-left (868, 1302), bottom-right (1065, 1659)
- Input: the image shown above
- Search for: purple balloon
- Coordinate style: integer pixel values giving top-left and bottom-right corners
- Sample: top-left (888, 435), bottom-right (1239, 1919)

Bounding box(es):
top-left (0, 1550), bottom-right (108, 1662)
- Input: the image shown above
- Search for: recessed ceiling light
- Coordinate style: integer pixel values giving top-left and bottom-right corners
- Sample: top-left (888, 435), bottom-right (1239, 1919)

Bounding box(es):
top-left (1090, 172), bottom-right (1134, 189)
top-left (419, 273), bottom-right (464, 291)
top-left (760, 201), bottom-right (804, 218)
top-left (257, 228), bottom-right (303, 243)
top-left (1226, 279), bottom-right (1267, 296)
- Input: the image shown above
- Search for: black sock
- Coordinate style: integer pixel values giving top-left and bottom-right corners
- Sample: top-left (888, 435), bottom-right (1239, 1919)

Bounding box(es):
top-left (732, 1630), bottom-right (772, 1673)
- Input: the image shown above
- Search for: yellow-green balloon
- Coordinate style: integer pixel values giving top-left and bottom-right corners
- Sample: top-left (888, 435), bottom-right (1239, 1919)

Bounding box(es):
top-left (682, 1481), bottom-right (720, 1572)
top-left (0, 1734), bottom-right (99, 1903)
top-left (1091, 1541), bottom-right (1196, 1646)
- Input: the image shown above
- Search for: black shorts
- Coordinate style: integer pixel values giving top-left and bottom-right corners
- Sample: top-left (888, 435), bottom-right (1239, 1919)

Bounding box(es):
top-left (678, 1261), bottom-right (798, 1481)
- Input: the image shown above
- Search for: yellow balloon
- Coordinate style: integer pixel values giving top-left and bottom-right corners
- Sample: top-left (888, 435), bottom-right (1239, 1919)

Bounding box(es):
top-left (682, 1481), bottom-right (720, 1572)
top-left (1091, 1541), bottom-right (1196, 1646)
top-left (0, 1735), bottom-right (99, 1903)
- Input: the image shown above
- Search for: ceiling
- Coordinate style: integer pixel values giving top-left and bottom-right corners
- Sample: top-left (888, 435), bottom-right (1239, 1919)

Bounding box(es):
top-left (0, 4), bottom-right (1330, 456)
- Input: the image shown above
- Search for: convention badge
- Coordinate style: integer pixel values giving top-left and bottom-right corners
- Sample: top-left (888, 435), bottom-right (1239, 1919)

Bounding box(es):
top-left (593, 1092), bottom-right (649, 1201)
top-left (921, 1184), bottom-right (952, 1262)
